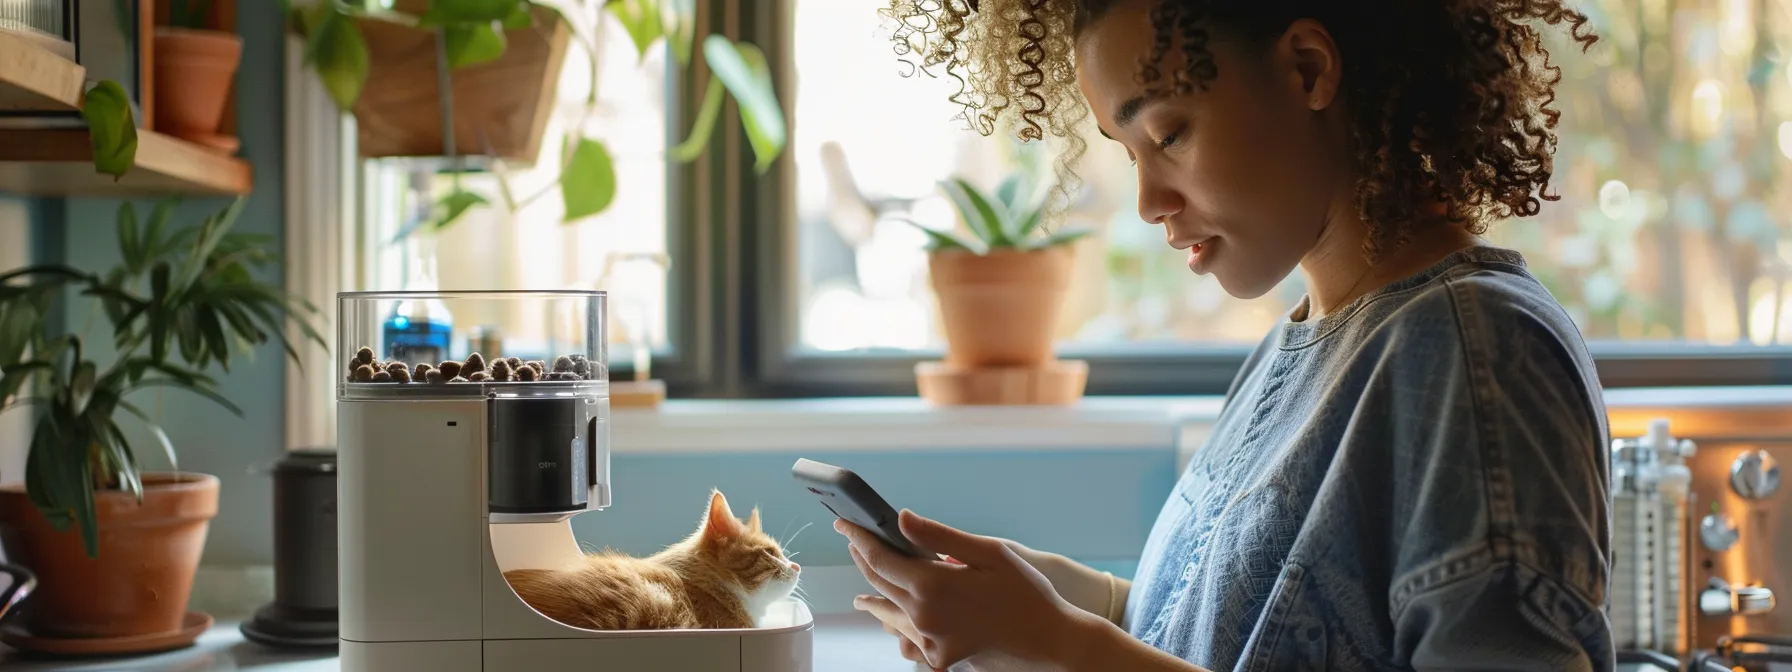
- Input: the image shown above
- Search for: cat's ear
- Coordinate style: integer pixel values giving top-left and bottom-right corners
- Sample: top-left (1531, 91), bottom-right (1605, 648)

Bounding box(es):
top-left (703, 490), bottom-right (743, 544)
top-left (747, 507), bottom-right (762, 534)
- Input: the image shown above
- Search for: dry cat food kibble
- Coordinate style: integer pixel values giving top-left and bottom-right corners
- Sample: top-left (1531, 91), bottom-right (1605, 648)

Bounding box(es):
top-left (345, 349), bottom-right (598, 384)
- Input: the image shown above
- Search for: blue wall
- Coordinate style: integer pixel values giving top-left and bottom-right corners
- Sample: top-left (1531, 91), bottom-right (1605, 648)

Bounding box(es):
top-left (37, 2), bottom-right (289, 564)
top-left (570, 448), bottom-right (1179, 574)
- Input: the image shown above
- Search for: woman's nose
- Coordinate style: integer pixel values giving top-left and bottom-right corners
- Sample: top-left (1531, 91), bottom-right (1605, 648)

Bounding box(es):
top-left (1138, 179), bottom-right (1184, 226)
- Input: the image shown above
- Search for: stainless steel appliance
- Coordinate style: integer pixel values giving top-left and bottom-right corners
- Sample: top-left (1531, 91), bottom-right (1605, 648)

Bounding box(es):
top-left (1611, 418), bottom-right (1697, 658)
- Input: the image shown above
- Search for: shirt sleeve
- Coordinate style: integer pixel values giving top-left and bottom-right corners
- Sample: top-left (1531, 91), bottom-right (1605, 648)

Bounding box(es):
top-left (1372, 272), bottom-right (1615, 671)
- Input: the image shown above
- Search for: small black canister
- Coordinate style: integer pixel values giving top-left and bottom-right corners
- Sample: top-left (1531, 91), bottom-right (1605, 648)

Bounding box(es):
top-left (242, 448), bottom-right (340, 648)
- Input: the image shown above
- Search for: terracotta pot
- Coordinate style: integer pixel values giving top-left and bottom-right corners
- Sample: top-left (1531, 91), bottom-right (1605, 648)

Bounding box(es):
top-left (928, 245), bottom-right (1075, 368)
top-left (0, 473), bottom-right (219, 639)
top-left (152, 27), bottom-right (243, 139)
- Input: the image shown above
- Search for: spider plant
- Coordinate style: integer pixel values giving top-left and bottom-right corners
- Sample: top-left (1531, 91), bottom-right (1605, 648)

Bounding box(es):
top-left (903, 174), bottom-right (1094, 254)
top-left (0, 197), bottom-right (325, 557)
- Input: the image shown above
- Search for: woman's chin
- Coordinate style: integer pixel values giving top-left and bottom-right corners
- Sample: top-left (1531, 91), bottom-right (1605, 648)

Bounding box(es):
top-left (1211, 269), bottom-right (1281, 301)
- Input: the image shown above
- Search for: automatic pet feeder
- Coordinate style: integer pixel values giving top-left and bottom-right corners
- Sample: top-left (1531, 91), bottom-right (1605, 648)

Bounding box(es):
top-left (335, 290), bottom-right (813, 671)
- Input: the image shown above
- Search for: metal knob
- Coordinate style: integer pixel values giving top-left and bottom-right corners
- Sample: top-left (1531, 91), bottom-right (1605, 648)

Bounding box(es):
top-left (1701, 577), bottom-right (1777, 616)
top-left (1700, 511), bottom-right (1741, 552)
top-left (1730, 450), bottom-right (1781, 500)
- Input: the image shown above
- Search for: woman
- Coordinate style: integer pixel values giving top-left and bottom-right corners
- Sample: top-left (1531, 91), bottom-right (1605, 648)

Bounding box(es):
top-left (837, 0), bottom-right (1613, 670)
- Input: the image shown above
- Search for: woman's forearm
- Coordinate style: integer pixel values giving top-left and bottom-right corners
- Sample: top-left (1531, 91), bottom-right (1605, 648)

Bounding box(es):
top-left (1018, 548), bottom-right (1132, 624)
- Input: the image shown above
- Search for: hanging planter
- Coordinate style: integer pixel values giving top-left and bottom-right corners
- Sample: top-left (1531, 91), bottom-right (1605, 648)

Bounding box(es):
top-left (350, 3), bottom-right (570, 162)
top-left (288, 0), bottom-right (789, 237)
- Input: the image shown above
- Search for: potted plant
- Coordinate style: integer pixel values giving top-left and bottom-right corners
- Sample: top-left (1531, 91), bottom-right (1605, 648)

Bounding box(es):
top-left (153, 0), bottom-right (243, 150)
top-left (0, 197), bottom-right (323, 643)
top-left (905, 174), bottom-right (1092, 370)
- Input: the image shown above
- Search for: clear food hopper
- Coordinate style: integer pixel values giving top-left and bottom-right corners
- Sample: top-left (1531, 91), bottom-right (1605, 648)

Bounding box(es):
top-left (335, 291), bottom-right (813, 671)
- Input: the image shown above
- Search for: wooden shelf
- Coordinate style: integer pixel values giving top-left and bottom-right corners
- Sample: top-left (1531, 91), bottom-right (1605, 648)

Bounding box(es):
top-left (0, 128), bottom-right (251, 196)
top-left (0, 30), bottom-right (251, 197)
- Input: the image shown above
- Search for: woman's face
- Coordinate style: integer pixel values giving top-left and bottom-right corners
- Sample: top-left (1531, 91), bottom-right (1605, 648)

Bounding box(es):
top-left (1075, 2), bottom-right (1348, 299)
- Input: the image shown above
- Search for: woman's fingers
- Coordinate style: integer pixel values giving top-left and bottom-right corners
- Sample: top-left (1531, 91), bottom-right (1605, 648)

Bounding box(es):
top-left (837, 520), bottom-right (924, 592)
top-left (855, 594), bottom-right (939, 669)
top-left (850, 545), bottom-right (913, 603)
top-left (854, 594), bottom-right (918, 639)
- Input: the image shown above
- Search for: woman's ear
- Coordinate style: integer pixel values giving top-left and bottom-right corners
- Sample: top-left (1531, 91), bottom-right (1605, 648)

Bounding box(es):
top-left (1281, 18), bottom-right (1342, 111)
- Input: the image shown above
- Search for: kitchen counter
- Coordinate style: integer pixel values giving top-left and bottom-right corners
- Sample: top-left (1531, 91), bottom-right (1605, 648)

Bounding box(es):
top-left (0, 613), bottom-right (921, 672)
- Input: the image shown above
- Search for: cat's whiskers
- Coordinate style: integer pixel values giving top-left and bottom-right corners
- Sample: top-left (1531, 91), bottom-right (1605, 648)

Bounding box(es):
top-left (782, 521), bottom-right (814, 549)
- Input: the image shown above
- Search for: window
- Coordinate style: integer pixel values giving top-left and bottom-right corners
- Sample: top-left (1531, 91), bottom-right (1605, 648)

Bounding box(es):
top-left (766, 0), bottom-right (1792, 393)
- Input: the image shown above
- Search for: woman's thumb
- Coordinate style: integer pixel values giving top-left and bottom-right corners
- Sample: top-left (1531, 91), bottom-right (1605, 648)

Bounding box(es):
top-left (899, 510), bottom-right (996, 564)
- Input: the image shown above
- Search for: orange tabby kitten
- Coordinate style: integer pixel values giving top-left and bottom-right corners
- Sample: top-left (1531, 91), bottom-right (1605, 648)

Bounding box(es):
top-left (504, 490), bottom-right (802, 630)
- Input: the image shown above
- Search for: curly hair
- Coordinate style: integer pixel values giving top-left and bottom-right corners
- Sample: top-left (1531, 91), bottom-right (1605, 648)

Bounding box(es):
top-left (879, 0), bottom-right (1598, 260)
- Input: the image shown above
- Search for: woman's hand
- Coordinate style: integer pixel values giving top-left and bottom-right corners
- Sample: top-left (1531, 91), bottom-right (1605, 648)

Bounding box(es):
top-left (837, 510), bottom-right (1105, 671)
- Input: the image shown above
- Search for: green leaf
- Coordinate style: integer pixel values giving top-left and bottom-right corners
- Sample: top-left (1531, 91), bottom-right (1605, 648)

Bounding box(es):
top-left (116, 202), bottom-right (142, 271)
top-left (1031, 225), bottom-right (1094, 249)
top-left (995, 174), bottom-right (1024, 210)
top-left (940, 178), bottom-right (1009, 247)
top-left (702, 37), bottom-right (786, 174)
top-left (174, 197), bottom-right (246, 296)
top-left (1011, 203), bottom-right (1048, 241)
top-left (607, 0), bottom-right (664, 62)
top-left (393, 188), bottom-right (489, 241)
top-left (24, 415), bottom-right (73, 532)
top-left (670, 76), bottom-right (724, 162)
top-left (136, 376), bottom-right (243, 417)
top-left (1, 361), bottom-right (52, 402)
top-left (198, 308), bottom-right (230, 371)
top-left (118, 400), bottom-right (178, 476)
top-left (80, 80), bottom-right (138, 180)
top-left (443, 21), bottom-right (507, 69)
top-left (895, 218), bottom-right (981, 254)
top-left (562, 138), bottom-right (617, 222)
top-left (434, 189), bottom-right (489, 231)
top-left (177, 306), bottom-right (205, 366)
top-left (68, 362), bottom-right (96, 416)
top-left (0, 302), bottom-right (38, 367)
top-left (141, 199), bottom-right (177, 267)
top-left (72, 438), bottom-right (98, 557)
top-left (420, 0), bottom-right (522, 25)
top-left (149, 262), bottom-right (171, 362)
top-left (303, 5), bottom-right (372, 110)
top-left (502, 3), bottom-right (533, 29)
top-left (103, 419), bottom-right (142, 503)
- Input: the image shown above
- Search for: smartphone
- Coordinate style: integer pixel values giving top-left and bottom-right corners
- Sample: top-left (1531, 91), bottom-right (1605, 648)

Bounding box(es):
top-left (791, 458), bottom-right (931, 558)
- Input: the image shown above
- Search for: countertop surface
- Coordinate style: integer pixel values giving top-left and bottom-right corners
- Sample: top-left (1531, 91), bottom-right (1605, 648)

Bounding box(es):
top-left (0, 619), bottom-right (1738, 671)
top-left (0, 613), bottom-right (921, 672)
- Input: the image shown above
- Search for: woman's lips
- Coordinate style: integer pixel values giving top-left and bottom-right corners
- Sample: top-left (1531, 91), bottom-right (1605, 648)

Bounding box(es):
top-left (1186, 239), bottom-right (1214, 273)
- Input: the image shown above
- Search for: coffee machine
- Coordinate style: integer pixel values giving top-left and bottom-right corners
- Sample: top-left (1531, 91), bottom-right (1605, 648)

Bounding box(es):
top-left (335, 290), bottom-right (813, 671)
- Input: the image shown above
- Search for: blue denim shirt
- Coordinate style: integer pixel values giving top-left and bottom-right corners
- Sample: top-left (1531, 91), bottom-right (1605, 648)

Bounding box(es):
top-left (1125, 245), bottom-right (1614, 671)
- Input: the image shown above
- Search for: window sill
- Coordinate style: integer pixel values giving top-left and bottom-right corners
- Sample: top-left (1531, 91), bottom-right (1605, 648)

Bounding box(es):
top-left (611, 395), bottom-right (1223, 453)
top-left (612, 385), bottom-right (1792, 454)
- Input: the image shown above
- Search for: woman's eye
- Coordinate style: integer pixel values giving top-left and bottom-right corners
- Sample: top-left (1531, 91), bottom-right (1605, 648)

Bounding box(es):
top-left (1157, 131), bottom-right (1180, 149)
